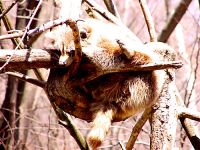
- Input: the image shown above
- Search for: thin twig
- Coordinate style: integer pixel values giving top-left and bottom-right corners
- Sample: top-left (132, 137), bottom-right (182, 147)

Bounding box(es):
top-left (32, 68), bottom-right (44, 81)
top-left (118, 141), bottom-right (126, 150)
top-left (15, 0), bottom-right (44, 81)
top-left (0, 31), bottom-right (24, 40)
top-left (138, 0), bottom-right (157, 42)
top-left (5, 72), bottom-right (46, 88)
top-left (185, 35), bottom-right (200, 105)
top-left (0, 18), bottom-right (80, 40)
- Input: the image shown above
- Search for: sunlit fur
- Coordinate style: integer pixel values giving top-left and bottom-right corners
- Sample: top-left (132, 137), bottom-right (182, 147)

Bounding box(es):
top-left (59, 19), bottom-right (166, 149)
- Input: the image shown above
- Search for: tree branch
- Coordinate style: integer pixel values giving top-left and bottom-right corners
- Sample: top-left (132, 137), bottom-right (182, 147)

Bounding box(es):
top-left (0, 0), bottom-right (23, 48)
top-left (83, 0), bottom-right (141, 42)
top-left (177, 106), bottom-right (200, 122)
top-left (0, 0), bottom-right (18, 19)
top-left (126, 107), bottom-right (153, 150)
top-left (0, 0), bottom-right (45, 81)
top-left (0, 48), bottom-right (182, 73)
top-left (83, 0), bottom-right (121, 24)
top-left (150, 73), bottom-right (177, 149)
top-left (158, 0), bottom-right (192, 42)
top-left (0, 18), bottom-right (79, 40)
top-left (103, 0), bottom-right (120, 19)
top-left (45, 98), bottom-right (89, 150)
top-left (5, 72), bottom-right (46, 88)
top-left (138, 0), bottom-right (157, 42)
top-left (0, 49), bottom-right (60, 72)
top-left (57, 110), bottom-right (89, 150)
top-left (176, 88), bottom-right (200, 149)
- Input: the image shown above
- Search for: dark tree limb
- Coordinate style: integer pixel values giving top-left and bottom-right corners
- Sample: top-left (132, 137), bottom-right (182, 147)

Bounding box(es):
top-left (5, 72), bottom-right (46, 88)
top-left (179, 117), bottom-right (200, 150)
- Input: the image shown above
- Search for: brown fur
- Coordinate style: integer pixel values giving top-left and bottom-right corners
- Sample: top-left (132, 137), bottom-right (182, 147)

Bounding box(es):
top-left (80, 19), bottom-right (163, 149)
top-left (54, 19), bottom-right (166, 149)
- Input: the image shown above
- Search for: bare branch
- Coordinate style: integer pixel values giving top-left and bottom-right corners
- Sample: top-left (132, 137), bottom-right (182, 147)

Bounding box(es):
top-left (83, 0), bottom-right (121, 24)
top-left (5, 72), bottom-right (46, 88)
top-left (0, 0), bottom-right (23, 48)
top-left (118, 141), bottom-right (126, 150)
top-left (0, 48), bottom-right (182, 73)
top-left (126, 107), bottom-right (153, 150)
top-left (83, 0), bottom-right (141, 41)
top-left (184, 37), bottom-right (200, 105)
top-left (103, 0), bottom-right (121, 19)
top-left (0, 0), bottom-right (18, 19)
top-left (103, 61), bottom-right (182, 72)
top-left (180, 117), bottom-right (200, 149)
top-left (138, 0), bottom-right (157, 42)
top-left (158, 0), bottom-right (192, 42)
top-left (176, 89), bottom-right (200, 149)
top-left (150, 73), bottom-right (177, 149)
top-left (0, 31), bottom-right (24, 40)
top-left (0, 18), bottom-right (79, 40)
top-left (177, 107), bottom-right (200, 122)
top-left (0, 0), bottom-right (44, 81)
top-left (49, 103), bottom-right (89, 150)
top-left (0, 49), bottom-right (60, 72)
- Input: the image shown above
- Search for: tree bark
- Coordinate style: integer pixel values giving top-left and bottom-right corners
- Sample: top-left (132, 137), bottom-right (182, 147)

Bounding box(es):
top-left (150, 72), bottom-right (177, 149)
top-left (0, 49), bottom-right (59, 72)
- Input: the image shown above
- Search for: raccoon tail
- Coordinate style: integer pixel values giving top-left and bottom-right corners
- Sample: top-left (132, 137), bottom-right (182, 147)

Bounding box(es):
top-left (87, 109), bottom-right (114, 149)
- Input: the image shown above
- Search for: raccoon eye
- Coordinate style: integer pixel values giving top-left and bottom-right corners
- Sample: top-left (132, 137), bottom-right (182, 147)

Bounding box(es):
top-left (80, 30), bottom-right (87, 39)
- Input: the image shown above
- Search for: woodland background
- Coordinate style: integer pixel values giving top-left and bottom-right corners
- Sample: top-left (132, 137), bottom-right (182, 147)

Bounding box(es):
top-left (0, 0), bottom-right (199, 149)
